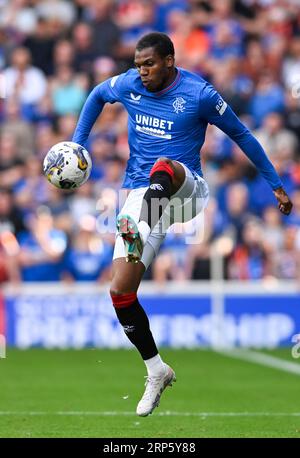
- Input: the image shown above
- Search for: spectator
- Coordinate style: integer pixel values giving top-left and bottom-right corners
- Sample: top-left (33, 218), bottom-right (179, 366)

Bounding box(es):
top-left (228, 219), bottom-right (269, 280)
top-left (0, 188), bottom-right (25, 236)
top-left (254, 112), bottom-right (298, 165)
top-left (272, 226), bottom-right (299, 280)
top-left (4, 47), bottom-right (47, 118)
top-left (249, 71), bottom-right (285, 127)
top-left (23, 17), bottom-right (56, 75)
top-left (152, 225), bottom-right (189, 284)
top-left (89, 0), bottom-right (121, 60)
top-left (17, 207), bottom-right (67, 282)
top-left (261, 205), bottom-right (284, 250)
top-left (0, 132), bottom-right (24, 189)
top-left (73, 22), bottom-right (97, 74)
top-left (50, 65), bottom-right (87, 116)
top-left (222, 182), bottom-right (251, 243)
top-left (62, 215), bottom-right (112, 282)
top-left (1, 97), bottom-right (35, 157)
top-left (14, 155), bottom-right (49, 215)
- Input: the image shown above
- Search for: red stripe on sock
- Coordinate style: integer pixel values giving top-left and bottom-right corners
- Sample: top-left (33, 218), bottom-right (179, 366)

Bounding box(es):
top-left (150, 161), bottom-right (174, 178)
top-left (111, 292), bottom-right (137, 308)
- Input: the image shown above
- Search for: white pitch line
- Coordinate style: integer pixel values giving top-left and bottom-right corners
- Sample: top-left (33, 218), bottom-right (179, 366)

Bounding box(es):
top-left (0, 411), bottom-right (300, 417)
top-left (217, 348), bottom-right (300, 376)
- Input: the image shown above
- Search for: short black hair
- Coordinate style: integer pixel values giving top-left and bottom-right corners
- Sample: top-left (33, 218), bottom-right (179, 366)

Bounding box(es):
top-left (136, 32), bottom-right (174, 58)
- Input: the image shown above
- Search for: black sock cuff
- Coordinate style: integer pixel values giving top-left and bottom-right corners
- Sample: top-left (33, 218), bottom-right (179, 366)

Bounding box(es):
top-left (150, 170), bottom-right (173, 184)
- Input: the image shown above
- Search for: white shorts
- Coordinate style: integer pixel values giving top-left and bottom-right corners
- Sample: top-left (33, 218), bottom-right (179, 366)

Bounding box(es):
top-left (113, 163), bottom-right (209, 269)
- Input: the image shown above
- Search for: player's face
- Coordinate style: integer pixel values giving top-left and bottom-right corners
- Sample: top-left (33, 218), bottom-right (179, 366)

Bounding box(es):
top-left (134, 47), bottom-right (175, 92)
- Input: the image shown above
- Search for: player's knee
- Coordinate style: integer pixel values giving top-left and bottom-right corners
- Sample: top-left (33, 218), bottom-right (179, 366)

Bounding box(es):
top-left (150, 157), bottom-right (174, 178)
top-left (109, 287), bottom-right (125, 297)
top-left (110, 289), bottom-right (137, 308)
top-left (155, 157), bottom-right (170, 164)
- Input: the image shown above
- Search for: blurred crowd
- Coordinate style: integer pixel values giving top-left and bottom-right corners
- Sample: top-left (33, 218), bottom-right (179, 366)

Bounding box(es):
top-left (0, 0), bottom-right (300, 284)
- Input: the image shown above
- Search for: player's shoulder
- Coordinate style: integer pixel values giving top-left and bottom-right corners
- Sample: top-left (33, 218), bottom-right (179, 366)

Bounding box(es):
top-left (179, 68), bottom-right (207, 88)
top-left (180, 68), bottom-right (216, 98)
top-left (108, 68), bottom-right (139, 90)
top-left (93, 68), bottom-right (140, 102)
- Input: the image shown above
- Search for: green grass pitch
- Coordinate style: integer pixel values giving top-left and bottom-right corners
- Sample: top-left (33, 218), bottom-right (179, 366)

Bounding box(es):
top-left (0, 348), bottom-right (299, 438)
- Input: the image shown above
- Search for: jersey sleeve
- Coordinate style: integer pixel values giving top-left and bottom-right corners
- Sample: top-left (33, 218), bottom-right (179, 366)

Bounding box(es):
top-left (72, 74), bottom-right (125, 148)
top-left (200, 84), bottom-right (283, 191)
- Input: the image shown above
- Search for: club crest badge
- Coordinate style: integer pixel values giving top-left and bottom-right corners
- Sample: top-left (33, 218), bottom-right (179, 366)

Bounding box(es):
top-left (173, 97), bottom-right (186, 113)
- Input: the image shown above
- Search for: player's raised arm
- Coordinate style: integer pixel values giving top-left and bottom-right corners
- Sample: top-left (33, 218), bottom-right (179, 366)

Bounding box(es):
top-left (72, 75), bottom-right (123, 147)
top-left (201, 84), bottom-right (293, 215)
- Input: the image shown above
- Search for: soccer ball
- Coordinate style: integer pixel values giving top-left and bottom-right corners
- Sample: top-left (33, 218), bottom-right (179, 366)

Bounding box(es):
top-left (43, 141), bottom-right (92, 189)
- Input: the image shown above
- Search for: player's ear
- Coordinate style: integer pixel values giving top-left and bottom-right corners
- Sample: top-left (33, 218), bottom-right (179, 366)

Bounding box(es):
top-left (165, 55), bottom-right (174, 68)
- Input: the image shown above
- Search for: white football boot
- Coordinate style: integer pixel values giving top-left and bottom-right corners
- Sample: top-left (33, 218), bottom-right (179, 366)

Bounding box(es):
top-left (136, 364), bottom-right (176, 417)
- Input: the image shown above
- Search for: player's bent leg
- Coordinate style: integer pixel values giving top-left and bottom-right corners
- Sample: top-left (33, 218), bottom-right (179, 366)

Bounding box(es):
top-left (110, 258), bottom-right (176, 417)
top-left (117, 159), bottom-right (186, 264)
top-left (166, 159), bottom-right (186, 194)
top-left (147, 157), bottom-right (186, 193)
top-left (137, 158), bottom-right (186, 248)
top-left (163, 162), bottom-right (210, 230)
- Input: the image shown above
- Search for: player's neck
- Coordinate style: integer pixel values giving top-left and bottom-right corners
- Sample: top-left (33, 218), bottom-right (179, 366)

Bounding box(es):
top-left (158, 67), bottom-right (177, 92)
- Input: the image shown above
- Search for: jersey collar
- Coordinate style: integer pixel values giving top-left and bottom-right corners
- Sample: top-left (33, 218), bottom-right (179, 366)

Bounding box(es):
top-left (153, 68), bottom-right (181, 96)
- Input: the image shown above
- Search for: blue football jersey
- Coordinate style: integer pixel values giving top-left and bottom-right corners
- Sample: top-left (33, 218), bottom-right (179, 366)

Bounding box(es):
top-left (73, 68), bottom-right (282, 190)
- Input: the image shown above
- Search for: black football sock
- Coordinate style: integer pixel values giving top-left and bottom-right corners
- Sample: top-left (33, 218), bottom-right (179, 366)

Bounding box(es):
top-left (114, 298), bottom-right (158, 360)
top-left (139, 171), bottom-right (172, 230)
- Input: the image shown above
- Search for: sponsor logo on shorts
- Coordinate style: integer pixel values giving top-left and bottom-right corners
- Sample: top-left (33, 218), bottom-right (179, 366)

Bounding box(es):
top-left (150, 184), bottom-right (164, 191)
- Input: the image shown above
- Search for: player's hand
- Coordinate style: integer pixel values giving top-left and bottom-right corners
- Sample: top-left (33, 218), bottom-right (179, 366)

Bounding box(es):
top-left (273, 187), bottom-right (293, 215)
